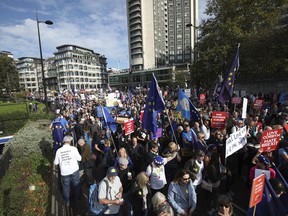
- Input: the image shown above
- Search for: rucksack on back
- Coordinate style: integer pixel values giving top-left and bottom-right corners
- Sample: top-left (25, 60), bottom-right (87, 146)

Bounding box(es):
top-left (51, 118), bottom-right (65, 146)
top-left (88, 180), bottom-right (109, 215)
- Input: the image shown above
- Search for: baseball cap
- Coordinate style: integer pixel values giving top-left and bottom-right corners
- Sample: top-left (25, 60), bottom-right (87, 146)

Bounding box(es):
top-left (107, 167), bottom-right (118, 177)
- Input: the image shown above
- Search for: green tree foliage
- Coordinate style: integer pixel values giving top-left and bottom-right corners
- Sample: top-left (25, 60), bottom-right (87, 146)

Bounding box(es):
top-left (0, 55), bottom-right (20, 96)
top-left (192, 0), bottom-right (288, 88)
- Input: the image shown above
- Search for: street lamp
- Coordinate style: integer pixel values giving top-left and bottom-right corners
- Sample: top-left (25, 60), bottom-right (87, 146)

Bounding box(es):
top-left (36, 13), bottom-right (53, 113)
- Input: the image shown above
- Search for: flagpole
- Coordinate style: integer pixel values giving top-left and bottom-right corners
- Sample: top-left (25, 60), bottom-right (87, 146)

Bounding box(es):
top-left (166, 110), bottom-right (178, 145)
top-left (252, 205), bottom-right (257, 216)
top-left (101, 106), bottom-right (119, 158)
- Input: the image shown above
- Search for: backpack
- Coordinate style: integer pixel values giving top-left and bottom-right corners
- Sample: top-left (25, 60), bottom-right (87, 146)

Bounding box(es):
top-left (51, 118), bottom-right (66, 146)
top-left (88, 179), bottom-right (109, 215)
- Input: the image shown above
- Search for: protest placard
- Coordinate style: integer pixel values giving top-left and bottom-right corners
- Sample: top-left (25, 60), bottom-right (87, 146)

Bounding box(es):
top-left (200, 94), bottom-right (206, 104)
top-left (260, 128), bottom-right (282, 152)
top-left (231, 97), bottom-right (242, 104)
top-left (124, 119), bottom-right (135, 135)
top-left (249, 174), bottom-right (265, 208)
top-left (225, 127), bottom-right (247, 158)
top-left (211, 111), bottom-right (227, 129)
top-left (253, 99), bottom-right (264, 110)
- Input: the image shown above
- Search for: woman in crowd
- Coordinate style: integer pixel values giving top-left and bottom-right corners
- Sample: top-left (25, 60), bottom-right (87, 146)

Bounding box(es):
top-left (206, 152), bottom-right (227, 214)
top-left (114, 147), bottom-right (133, 169)
top-left (212, 194), bottom-right (234, 216)
top-left (167, 169), bottom-right (197, 216)
top-left (249, 154), bottom-right (276, 184)
top-left (152, 192), bottom-right (174, 216)
top-left (162, 142), bottom-right (182, 187)
top-left (128, 172), bottom-right (151, 216)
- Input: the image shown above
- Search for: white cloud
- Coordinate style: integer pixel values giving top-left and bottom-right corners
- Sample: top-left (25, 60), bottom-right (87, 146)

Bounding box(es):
top-left (0, 0), bottom-right (128, 68)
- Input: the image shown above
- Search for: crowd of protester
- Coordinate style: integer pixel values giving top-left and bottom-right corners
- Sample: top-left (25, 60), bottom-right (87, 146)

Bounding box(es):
top-left (52, 87), bottom-right (288, 216)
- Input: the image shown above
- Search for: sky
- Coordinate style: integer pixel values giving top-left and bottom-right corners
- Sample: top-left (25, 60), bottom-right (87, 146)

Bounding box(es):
top-left (0, 0), bottom-right (207, 69)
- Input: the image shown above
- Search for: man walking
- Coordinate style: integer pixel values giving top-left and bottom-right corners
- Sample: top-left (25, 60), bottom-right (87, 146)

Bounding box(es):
top-left (54, 135), bottom-right (82, 206)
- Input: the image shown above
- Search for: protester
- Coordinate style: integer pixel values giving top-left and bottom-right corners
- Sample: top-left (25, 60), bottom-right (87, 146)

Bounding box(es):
top-left (128, 171), bottom-right (152, 216)
top-left (54, 135), bottom-right (81, 207)
top-left (152, 192), bottom-right (174, 216)
top-left (249, 154), bottom-right (276, 184)
top-left (167, 169), bottom-right (197, 216)
top-left (128, 137), bottom-right (145, 175)
top-left (146, 144), bottom-right (179, 196)
top-left (211, 194), bottom-right (234, 216)
top-left (98, 166), bottom-right (124, 215)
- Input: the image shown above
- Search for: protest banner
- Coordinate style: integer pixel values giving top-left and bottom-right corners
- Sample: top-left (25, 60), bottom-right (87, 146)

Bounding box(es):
top-left (260, 128), bottom-right (282, 152)
top-left (124, 119), bottom-right (135, 135)
top-left (211, 111), bottom-right (227, 129)
top-left (231, 97), bottom-right (242, 104)
top-left (200, 94), bottom-right (206, 104)
top-left (225, 127), bottom-right (247, 158)
top-left (253, 99), bottom-right (264, 110)
top-left (249, 174), bottom-right (265, 208)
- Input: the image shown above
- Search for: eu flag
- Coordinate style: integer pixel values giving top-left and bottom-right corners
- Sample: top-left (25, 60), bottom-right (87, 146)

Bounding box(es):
top-left (142, 74), bottom-right (165, 135)
top-left (176, 89), bottom-right (200, 122)
top-left (101, 106), bottom-right (117, 132)
top-left (219, 44), bottom-right (240, 104)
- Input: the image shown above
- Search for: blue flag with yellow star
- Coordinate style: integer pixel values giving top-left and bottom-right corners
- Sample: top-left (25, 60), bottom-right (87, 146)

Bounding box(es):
top-left (177, 89), bottom-right (200, 122)
top-left (142, 74), bottom-right (165, 135)
top-left (219, 44), bottom-right (240, 104)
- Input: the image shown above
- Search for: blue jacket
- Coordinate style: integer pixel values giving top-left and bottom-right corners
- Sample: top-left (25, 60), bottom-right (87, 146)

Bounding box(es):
top-left (167, 181), bottom-right (197, 215)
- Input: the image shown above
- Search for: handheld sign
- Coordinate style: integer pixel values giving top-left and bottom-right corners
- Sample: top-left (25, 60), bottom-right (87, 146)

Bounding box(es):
top-left (211, 111), bottom-right (227, 129)
top-left (231, 97), bottom-right (242, 104)
top-left (249, 174), bottom-right (265, 208)
top-left (253, 99), bottom-right (264, 110)
top-left (200, 94), bottom-right (206, 104)
top-left (225, 127), bottom-right (247, 158)
top-left (124, 119), bottom-right (135, 135)
top-left (260, 128), bottom-right (282, 152)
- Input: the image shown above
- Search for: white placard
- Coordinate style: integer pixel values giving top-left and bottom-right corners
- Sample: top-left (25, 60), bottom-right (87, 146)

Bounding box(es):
top-left (225, 127), bottom-right (247, 158)
top-left (242, 98), bottom-right (248, 119)
top-left (255, 169), bottom-right (270, 180)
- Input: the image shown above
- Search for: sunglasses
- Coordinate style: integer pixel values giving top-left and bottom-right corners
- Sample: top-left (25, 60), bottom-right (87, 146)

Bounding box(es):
top-left (182, 177), bottom-right (190, 181)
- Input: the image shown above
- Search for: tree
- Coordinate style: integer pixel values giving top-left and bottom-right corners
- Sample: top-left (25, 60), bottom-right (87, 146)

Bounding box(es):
top-left (0, 55), bottom-right (20, 96)
top-left (191, 0), bottom-right (288, 88)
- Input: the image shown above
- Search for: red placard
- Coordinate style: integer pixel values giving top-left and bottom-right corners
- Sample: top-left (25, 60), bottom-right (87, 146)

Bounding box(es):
top-left (253, 99), bottom-right (264, 110)
top-left (249, 174), bottom-right (265, 208)
top-left (211, 111), bottom-right (227, 129)
top-left (200, 94), bottom-right (206, 104)
top-left (139, 110), bottom-right (144, 123)
top-left (124, 119), bottom-right (135, 135)
top-left (260, 128), bottom-right (282, 152)
top-left (231, 97), bottom-right (242, 104)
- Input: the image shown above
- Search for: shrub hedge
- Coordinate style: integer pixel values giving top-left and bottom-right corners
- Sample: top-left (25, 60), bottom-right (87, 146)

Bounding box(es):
top-left (0, 120), bottom-right (54, 215)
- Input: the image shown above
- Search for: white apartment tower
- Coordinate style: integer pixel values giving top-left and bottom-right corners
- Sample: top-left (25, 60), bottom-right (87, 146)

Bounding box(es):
top-left (54, 45), bottom-right (107, 91)
top-left (127, 0), bottom-right (198, 71)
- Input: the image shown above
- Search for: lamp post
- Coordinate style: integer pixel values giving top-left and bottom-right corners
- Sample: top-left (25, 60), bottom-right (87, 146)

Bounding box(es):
top-left (36, 13), bottom-right (53, 113)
